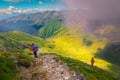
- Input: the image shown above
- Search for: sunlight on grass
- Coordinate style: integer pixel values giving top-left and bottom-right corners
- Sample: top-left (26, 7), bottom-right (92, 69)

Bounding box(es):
top-left (94, 58), bottom-right (112, 71)
top-left (49, 33), bottom-right (120, 76)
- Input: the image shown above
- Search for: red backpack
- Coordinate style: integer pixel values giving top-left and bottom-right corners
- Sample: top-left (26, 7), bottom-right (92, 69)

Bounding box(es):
top-left (30, 45), bottom-right (34, 51)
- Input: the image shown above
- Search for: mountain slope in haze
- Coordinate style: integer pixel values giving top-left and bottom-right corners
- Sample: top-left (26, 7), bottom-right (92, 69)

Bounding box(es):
top-left (0, 11), bottom-right (64, 36)
top-left (96, 42), bottom-right (120, 66)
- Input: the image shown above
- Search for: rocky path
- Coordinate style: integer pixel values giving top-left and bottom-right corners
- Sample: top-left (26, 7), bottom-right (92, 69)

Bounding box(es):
top-left (20, 54), bottom-right (87, 80)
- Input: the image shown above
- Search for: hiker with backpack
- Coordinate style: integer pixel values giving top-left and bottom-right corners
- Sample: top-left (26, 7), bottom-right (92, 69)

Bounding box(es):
top-left (91, 57), bottom-right (95, 66)
top-left (30, 43), bottom-right (38, 58)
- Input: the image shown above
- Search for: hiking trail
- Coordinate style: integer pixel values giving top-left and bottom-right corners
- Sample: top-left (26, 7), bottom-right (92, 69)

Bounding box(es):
top-left (20, 54), bottom-right (87, 80)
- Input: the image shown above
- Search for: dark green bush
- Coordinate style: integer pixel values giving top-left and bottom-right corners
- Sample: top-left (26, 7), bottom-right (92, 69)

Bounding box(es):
top-left (17, 53), bottom-right (33, 68)
top-left (0, 55), bottom-right (17, 80)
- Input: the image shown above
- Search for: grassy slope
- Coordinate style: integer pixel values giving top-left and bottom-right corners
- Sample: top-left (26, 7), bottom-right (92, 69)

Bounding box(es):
top-left (95, 42), bottom-right (120, 66)
top-left (38, 19), bottom-right (67, 39)
top-left (0, 55), bottom-right (17, 80)
top-left (41, 53), bottom-right (117, 80)
top-left (0, 30), bottom-right (52, 53)
top-left (47, 30), bottom-right (120, 79)
top-left (0, 30), bottom-right (119, 80)
top-left (0, 30), bottom-right (46, 46)
top-left (60, 54), bottom-right (117, 80)
top-left (0, 31), bottom-right (54, 80)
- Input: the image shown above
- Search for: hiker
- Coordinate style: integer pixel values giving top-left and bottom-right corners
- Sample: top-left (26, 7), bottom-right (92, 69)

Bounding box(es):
top-left (91, 57), bottom-right (95, 66)
top-left (30, 43), bottom-right (38, 58)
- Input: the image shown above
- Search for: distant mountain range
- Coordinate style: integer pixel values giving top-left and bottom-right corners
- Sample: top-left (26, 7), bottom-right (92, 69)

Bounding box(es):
top-left (0, 11), bottom-right (64, 36)
top-left (1, 11), bottom-right (120, 41)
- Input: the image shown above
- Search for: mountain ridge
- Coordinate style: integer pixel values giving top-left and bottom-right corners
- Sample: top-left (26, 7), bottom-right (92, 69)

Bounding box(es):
top-left (0, 11), bottom-right (64, 36)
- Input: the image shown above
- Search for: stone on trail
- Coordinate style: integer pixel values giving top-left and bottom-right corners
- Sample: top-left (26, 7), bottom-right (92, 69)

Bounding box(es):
top-left (20, 54), bottom-right (87, 80)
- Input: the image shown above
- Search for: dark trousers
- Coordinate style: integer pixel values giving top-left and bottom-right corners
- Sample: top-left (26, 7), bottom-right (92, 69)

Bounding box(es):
top-left (34, 51), bottom-right (38, 58)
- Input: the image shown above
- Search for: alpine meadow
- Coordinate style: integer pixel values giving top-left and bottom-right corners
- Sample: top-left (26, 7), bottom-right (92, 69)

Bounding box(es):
top-left (0, 0), bottom-right (120, 80)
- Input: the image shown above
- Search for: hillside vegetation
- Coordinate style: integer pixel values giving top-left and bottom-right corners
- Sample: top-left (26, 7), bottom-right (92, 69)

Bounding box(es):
top-left (0, 31), bottom-right (51, 80)
top-left (38, 19), bottom-right (67, 39)
top-left (96, 42), bottom-right (120, 66)
top-left (59, 54), bottom-right (117, 80)
top-left (0, 30), bottom-right (49, 53)
top-left (0, 31), bottom-right (119, 80)
top-left (47, 30), bottom-right (120, 79)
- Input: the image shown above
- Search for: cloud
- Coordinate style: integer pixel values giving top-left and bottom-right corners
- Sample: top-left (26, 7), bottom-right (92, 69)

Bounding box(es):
top-left (63, 0), bottom-right (120, 28)
top-left (39, 1), bottom-right (43, 5)
top-left (0, 6), bottom-right (15, 15)
top-left (0, 6), bottom-right (61, 16)
top-left (63, 0), bottom-right (120, 41)
top-left (7, 6), bottom-right (14, 10)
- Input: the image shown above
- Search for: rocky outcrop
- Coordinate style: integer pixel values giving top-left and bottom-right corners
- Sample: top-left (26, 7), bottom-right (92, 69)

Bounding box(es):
top-left (20, 54), bottom-right (86, 80)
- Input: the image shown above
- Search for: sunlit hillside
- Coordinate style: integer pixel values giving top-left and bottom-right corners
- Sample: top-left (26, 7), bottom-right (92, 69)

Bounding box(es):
top-left (47, 29), bottom-right (120, 77)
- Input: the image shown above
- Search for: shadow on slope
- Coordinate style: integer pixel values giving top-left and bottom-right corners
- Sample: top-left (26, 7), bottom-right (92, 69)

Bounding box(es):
top-left (95, 42), bottom-right (120, 79)
top-left (95, 42), bottom-right (120, 66)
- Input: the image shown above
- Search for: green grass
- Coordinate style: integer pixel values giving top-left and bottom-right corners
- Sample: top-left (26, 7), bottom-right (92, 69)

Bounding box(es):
top-left (0, 31), bottom-right (54, 79)
top-left (38, 19), bottom-right (67, 39)
top-left (60, 56), bottom-right (117, 80)
top-left (47, 32), bottom-right (120, 79)
top-left (0, 54), bottom-right (17, 80)
top-left (0, 30), bottom-right (46, 46)
top-left (0, 52), bottom-right (34, 80)
top-left (0, 30), bottom-right (120, 80)
top-left (41, 53), bottom-right (117, 80)
top-left (0, 30), bottom-right (54, 53)
top-left (17, 53), bottom-right (33, 68)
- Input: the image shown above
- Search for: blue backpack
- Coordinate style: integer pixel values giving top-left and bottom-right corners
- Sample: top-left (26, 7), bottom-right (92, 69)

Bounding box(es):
top-left (34, 44), bottom-right (38, 52)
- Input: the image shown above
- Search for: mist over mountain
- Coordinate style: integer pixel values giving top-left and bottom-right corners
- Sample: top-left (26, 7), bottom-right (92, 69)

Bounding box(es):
top-left (85, 19), bottom-right (120, 42)
top-left (63, 0), bottom-right (120, 42)
top-left (0, 11), bottom-right (64, 35)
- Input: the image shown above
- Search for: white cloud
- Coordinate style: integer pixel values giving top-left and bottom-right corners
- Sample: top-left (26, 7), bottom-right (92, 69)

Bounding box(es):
top-left (39, 1), bottom-right (43, 5)
top-left (0, 6), bottom-right (15, 15)
top-left (7, 6), bottom-right (15, 11)
top-left (0, 6), bottom-right (61, 16)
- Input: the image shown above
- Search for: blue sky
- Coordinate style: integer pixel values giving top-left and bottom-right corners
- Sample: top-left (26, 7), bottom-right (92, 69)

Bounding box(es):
top-left (0, 0), bottom-right (62, 8)
top-left (0, 0), bottom-right (64, 19)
